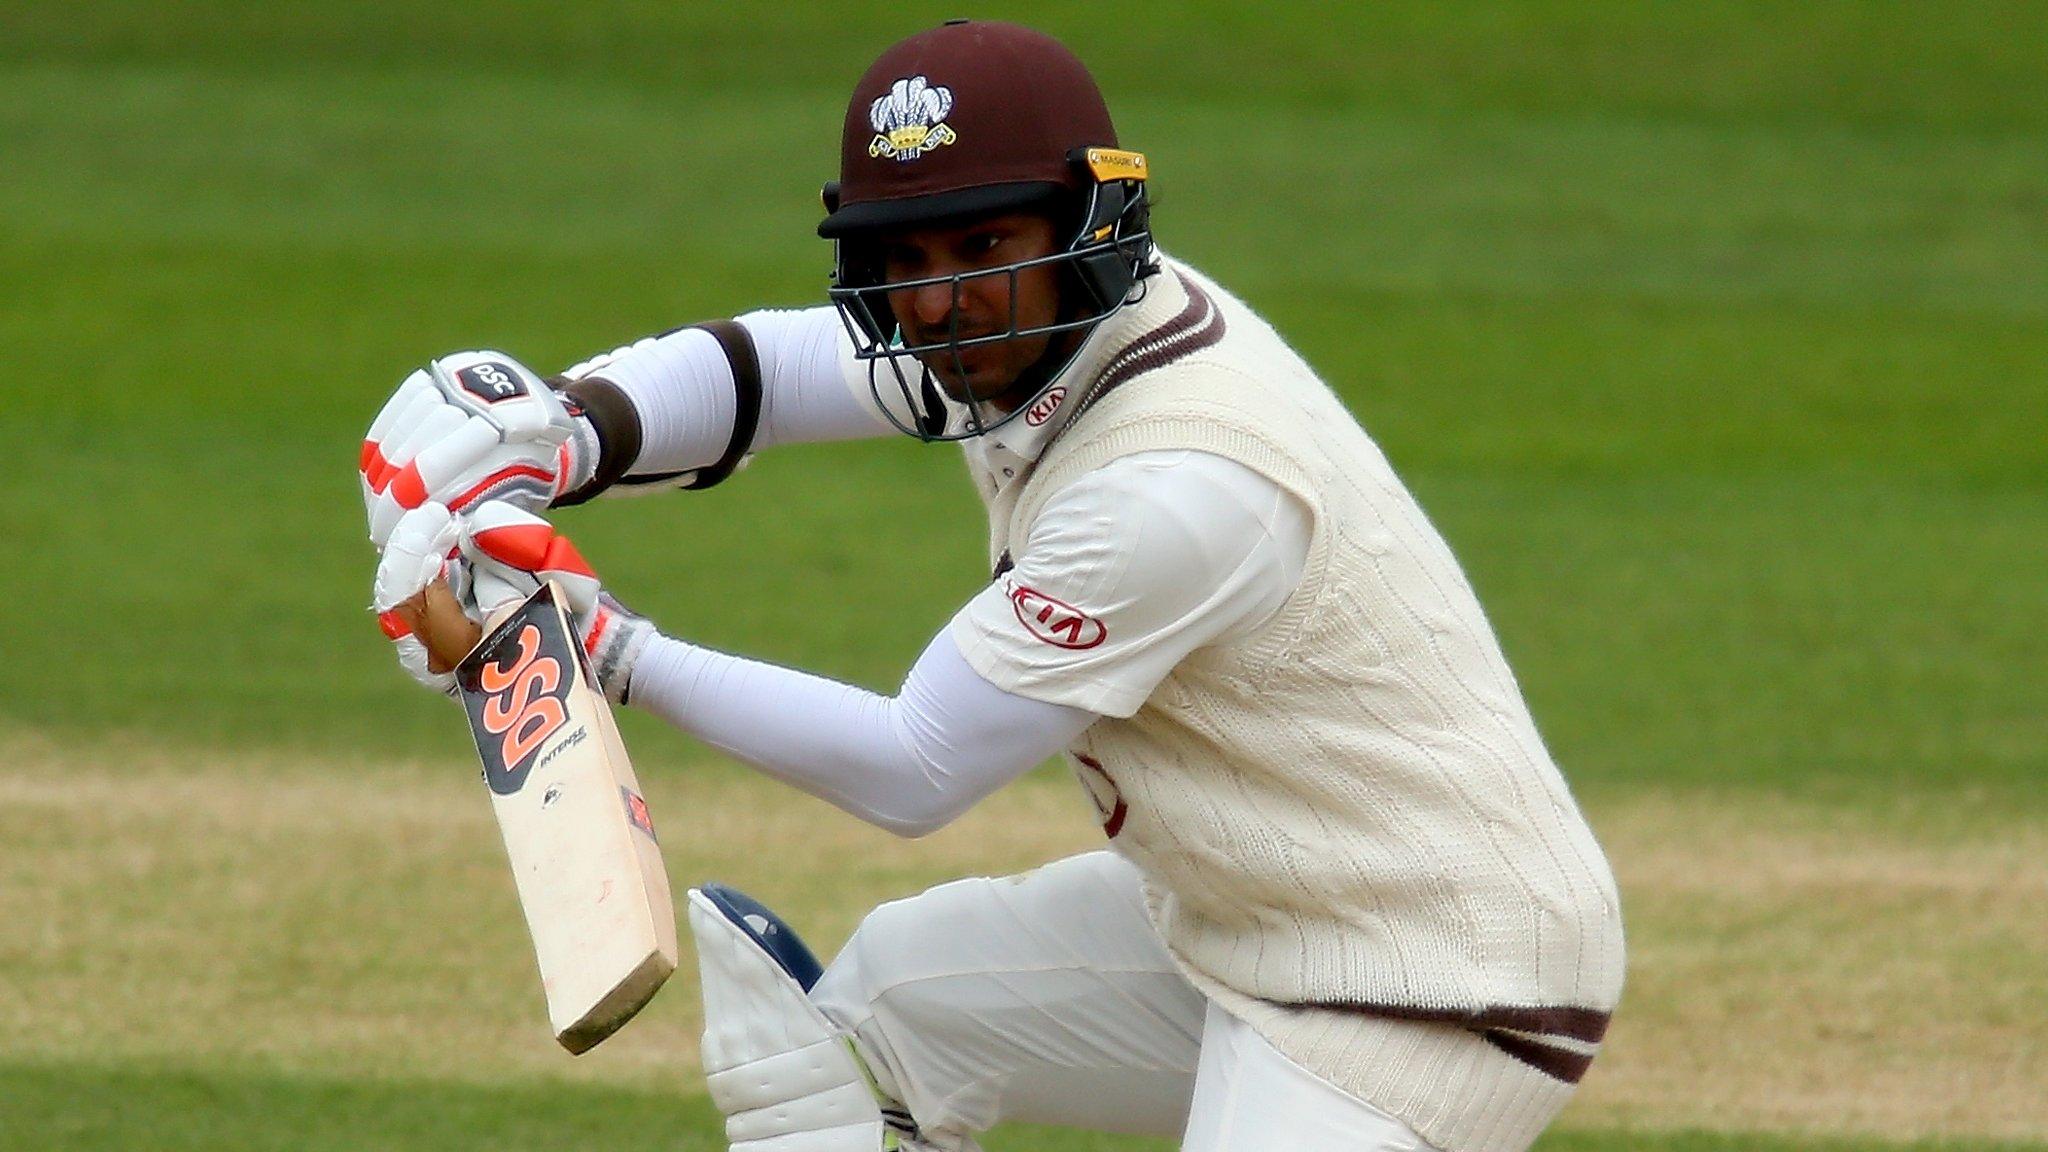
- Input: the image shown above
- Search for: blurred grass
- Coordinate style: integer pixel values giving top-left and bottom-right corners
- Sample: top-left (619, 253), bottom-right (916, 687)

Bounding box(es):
top-left (2, 31), bottom-right (2042, 803)
top-left (3, 1061), bottom-right (2043, 1152)
top-left (7, 1061), bottom-right (2042, 1152)
top-left (0, 3), bottom-right (2044, 1145)
top-left (8, 1), bottom-right (2047, 132)
top-left (2, 744), bottom-right (2040, 1145)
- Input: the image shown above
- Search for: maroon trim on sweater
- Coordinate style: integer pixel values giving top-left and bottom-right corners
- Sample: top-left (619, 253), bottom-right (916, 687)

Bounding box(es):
top-left (1025, 271), bottom-right (1227, 469)
top-left (1481, 1030), bottom-right (1597, 1085)
top-left (1300, 999), bottom-right (1611, 1043)
top-left (1089, 272), bottom-right (1225, 400)
top-left (1280, 998), bottom-right (1612, 1083)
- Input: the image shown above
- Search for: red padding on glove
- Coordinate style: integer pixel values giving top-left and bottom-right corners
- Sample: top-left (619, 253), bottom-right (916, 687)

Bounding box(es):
top-left (542, 535), bottom-right (596, 578)
top-left (474, 522), bottom-right (597, 578)
top-left (448, 464), bottom-right (556, 513)
top-left (360, 439), bottom-right (384, 476)
top-left (377, 609), bottom-right (413, 640)
top-left (472, 523), bottom-right (555, 570)
top-left (391, 463), bottom-right (427, 510)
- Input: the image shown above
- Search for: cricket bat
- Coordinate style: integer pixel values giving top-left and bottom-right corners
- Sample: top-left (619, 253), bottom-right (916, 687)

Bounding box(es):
top-left (451, 580), bottom-right (678, 1054)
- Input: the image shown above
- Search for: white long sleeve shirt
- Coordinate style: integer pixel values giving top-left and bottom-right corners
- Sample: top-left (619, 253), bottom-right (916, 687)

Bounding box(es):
top-left (576, 307), bottom-right (1310, 835)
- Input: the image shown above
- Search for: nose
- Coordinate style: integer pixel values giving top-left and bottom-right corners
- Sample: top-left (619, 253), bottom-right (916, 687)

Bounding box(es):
top-left (908, 277), bottom-right (958, 329)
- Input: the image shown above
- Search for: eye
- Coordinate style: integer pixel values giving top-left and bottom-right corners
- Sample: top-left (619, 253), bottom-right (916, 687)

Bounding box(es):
top-left (965, 231), bottom-right (1003, 256)
top-left (881, 243), bottom-right (923, 276)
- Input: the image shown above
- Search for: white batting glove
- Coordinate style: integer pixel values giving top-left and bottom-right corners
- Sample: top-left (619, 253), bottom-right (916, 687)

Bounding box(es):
top-left (371, 502), bottom-right (470, 695)
top-left (459, 501), bottom-right (656, 705)
top-left (360, 351), bottom-right (600, 548)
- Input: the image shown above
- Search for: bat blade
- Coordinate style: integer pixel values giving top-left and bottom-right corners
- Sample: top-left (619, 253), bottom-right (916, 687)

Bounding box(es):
top-left (456, 580), bottom-right (678, 1053)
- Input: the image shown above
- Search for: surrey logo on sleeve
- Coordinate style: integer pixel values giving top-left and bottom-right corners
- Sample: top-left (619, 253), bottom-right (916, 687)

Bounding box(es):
top-left (868, 76), bottom-right (957, 161)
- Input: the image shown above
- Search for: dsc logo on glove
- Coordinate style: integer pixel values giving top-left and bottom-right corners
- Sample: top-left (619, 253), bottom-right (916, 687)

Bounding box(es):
top-left (454, 361), bottom-right (532, 403)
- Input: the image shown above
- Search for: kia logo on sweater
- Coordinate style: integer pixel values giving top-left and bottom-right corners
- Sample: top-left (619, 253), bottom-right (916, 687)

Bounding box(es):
top-left (1007, 582), bottom-right (1107, 649)
top-left (1024, 386), bottom-right (1068, 427)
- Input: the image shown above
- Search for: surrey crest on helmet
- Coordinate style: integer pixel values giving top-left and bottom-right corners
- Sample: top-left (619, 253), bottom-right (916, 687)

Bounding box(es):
top-left (868, 76), bottom-right (957, 161)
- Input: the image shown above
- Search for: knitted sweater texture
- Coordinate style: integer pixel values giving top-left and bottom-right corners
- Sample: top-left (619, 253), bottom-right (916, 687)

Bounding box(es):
top-left (976, 260), bottom-right (1625, 1152)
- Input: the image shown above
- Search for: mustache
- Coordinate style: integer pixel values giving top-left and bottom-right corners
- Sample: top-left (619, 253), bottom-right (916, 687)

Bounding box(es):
top-left (902, 320), bottom-right (1006, 347)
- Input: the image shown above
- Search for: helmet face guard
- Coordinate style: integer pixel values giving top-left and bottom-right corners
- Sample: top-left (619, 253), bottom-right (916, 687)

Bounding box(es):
top-left (825, 149), bottom-right (1156, 442)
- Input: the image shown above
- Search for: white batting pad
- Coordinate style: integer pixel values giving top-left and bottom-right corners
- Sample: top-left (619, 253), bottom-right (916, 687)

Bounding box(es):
top-left (688, 889), bottom-right (887, 1152)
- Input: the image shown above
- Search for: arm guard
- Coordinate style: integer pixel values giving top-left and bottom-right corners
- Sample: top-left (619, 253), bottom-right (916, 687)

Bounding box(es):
top-left (551, 319), bottom-right (764, 505)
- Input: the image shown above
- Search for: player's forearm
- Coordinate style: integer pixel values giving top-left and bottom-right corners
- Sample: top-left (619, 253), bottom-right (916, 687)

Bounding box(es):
top-left (628, 629), bottom-right (1095, 837)
top-left (738, 306), bottom-right (896, 449)
top-left (557, 306), bottom-right (889, 500)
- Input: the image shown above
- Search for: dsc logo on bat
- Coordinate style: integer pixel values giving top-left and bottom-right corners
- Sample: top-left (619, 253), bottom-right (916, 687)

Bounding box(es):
top-left (473, 621), bottom-right (573, 792)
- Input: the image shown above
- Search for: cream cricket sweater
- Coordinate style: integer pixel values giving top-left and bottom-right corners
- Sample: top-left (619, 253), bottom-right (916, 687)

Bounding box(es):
top-left (977, 261), bottom-right (1626, 1152)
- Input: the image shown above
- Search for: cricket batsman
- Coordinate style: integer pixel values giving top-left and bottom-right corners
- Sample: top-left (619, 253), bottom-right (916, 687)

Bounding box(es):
top-left (364, 20), bottom-right (1624, 1152)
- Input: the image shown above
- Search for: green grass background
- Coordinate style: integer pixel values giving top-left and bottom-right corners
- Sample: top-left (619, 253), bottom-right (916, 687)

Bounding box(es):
top-left (3, 1062), bottom-right (2042, 1152)
top-left (2, 1), bottom-right (2043, 1148)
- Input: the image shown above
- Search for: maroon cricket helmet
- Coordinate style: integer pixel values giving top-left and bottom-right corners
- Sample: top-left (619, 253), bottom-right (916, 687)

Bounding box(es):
top-left (818, 19), bottom-right (1120, 237)
top-left (819, 20), bottom-right (1157, 443)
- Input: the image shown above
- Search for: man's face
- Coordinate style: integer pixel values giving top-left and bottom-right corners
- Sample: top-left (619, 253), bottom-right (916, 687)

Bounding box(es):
top-left (877, 212), bottom-right (1064, 407)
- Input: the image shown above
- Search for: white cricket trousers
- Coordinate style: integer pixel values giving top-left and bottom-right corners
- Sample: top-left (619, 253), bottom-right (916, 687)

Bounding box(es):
top-left (809, 851), bottom-right (1443, 1152)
